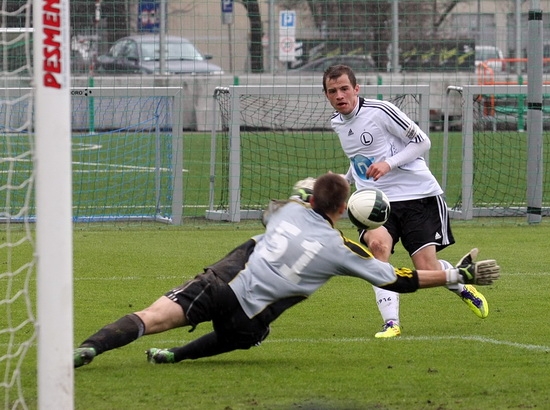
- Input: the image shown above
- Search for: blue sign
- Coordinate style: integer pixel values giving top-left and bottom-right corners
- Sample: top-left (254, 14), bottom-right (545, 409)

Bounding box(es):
top-left (138, 1), bottom-right (160, 32)
top-left (221, 0), bottom-right (233, 13)
top-left (280, 11), bottom-right (296, 28)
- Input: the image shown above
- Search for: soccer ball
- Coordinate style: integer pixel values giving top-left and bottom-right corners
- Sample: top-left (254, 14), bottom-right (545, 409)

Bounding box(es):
top-left (347, 188), bottom-right (391, 230)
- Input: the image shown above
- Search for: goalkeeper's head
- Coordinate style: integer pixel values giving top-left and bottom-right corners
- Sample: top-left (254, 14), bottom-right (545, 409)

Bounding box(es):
top-left (290, 177), bottom-right (316, 203)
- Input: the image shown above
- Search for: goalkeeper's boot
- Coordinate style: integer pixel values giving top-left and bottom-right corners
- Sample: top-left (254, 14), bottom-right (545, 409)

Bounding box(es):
top-left (456, 248), bottom-right (479, 268)
top-left (460, 285), bottom-right (489, 319)
top-left (374, 321), bottom-right (401, 338)
top-left (74, 347), bottom-right (96, 368)
top-left (146, 348), bottom-right (175, 364)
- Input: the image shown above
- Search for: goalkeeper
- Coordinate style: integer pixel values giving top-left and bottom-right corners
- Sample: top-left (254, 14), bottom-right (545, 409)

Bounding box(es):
top-left (74, 173), bottom-right (500, 367)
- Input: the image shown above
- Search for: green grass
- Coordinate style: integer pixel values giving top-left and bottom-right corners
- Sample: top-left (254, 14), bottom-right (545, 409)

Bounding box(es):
top-left (3, 125), bottom-right (550, 223)
top-left (5, 219), bottom-right (550, 409)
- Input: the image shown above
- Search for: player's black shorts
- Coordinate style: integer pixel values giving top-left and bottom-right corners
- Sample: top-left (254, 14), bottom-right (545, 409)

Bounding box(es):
top-left (164, 239), bottom-right (305, 348)
top-left (384, 195), bottom-right (455, 256)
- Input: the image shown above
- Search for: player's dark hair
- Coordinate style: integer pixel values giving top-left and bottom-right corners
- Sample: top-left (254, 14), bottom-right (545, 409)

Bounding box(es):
top-left (322, 65), bottom-right (357, 92)
top-left (312, 173), bottom-right (349, 214)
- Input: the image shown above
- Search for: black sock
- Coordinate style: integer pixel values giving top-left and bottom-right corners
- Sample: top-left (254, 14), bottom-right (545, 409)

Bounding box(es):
top-left (80, 314), bottom-right (145, 355)
top-left (170, 331), bottom-right (237, 362)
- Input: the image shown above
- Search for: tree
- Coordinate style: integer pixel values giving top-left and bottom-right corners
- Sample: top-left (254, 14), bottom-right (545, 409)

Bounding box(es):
top-left (241, 0), bottom-right (264, 73)
top-left (300, 0), bottom-right (463, 70)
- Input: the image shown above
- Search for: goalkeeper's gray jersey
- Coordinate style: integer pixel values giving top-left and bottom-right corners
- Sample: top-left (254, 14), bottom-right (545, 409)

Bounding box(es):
top-left (228, 201), bottom-right (398, 318)
top-left (331, 97), bottom-right (443, 201)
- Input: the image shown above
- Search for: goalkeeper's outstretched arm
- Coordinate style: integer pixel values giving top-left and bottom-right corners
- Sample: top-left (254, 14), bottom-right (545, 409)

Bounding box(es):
top-left (380, 261), bottom-right (501, 293)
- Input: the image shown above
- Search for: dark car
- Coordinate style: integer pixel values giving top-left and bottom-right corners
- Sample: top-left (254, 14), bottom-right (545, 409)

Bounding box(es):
top-left (96, 34), bottom-right (224, 75)
top-left (288, 55), bottom-right (376, 73)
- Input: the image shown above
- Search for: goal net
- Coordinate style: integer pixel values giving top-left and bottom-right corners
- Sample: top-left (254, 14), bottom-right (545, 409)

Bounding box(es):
top-left (1, 87), bottom-right (185, 225)
top-left (209, 85), bottom-right (430, 222)
top-left (443, 85), bottom-right (550, 220)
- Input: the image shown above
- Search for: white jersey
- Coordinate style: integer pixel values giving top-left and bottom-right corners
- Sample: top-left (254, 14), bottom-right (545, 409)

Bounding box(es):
top-left (228, 201), bottom-right (400, 318)
top-left (330, 97), bottom-right (443, 201)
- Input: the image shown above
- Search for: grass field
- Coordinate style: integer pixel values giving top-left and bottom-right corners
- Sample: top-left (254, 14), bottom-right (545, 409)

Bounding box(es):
top-left (6, 218), bottom-right (549, 409)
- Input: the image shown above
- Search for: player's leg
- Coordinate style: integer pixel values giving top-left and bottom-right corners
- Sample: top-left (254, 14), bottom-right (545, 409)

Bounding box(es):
top-left (147, 288), bottom-right (272, 364)
top-left (363, 227), bottom-right (401, 338)
top-left (405, 195), bottom-right (488, 319)
top-left (146, 287), bottom-right (303, 364)
top-left (74, 295), bottom-right (187, 368)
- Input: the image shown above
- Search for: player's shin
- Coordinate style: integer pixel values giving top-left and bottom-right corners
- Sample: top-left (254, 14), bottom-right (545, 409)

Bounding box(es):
top-left (79, 314), bottom-right (145, 354)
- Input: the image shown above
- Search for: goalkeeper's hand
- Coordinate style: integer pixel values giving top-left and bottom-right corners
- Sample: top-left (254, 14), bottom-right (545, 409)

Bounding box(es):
top-left (457, 260), bottom-right (500, 285)
top-left (290, 177), bottom-right (316, 203)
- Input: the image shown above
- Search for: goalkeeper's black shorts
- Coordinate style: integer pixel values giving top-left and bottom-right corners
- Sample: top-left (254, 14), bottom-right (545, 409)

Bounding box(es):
top-left (165, 269), bottom-right (303, 348)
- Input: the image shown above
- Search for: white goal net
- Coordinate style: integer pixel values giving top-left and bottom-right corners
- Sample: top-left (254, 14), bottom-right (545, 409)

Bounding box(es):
top-left (209, 84), bottom-right (430, 222)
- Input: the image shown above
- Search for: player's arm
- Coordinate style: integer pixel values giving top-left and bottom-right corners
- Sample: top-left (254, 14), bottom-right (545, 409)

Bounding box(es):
top-left (379, 261), bottom-right (500, 293)
top-left (372, 101), bottom-right (431, 174)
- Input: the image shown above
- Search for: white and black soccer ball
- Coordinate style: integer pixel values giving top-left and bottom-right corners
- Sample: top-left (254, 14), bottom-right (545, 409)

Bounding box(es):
top-left (347, 188), bottom-right (391, 230)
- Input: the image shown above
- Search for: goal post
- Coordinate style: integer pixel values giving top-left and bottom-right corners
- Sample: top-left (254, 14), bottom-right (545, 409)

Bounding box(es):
top-left (33, 0), bottom-right (73, 407)
top-left (444, 84), bottom-right (549, 220)
top-left (1, 86), bottom-right (185, 225)
top-left (208, 84), bottom-right (430, 222)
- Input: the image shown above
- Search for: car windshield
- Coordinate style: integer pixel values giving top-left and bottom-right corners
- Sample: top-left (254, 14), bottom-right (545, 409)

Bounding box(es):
top-left (476, 48), bottom-right (499, 61)
top-left (140, 41), bottom-right (204, 61)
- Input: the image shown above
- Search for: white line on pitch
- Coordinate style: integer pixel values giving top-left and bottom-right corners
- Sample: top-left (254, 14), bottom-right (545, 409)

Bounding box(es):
top-left (145, 335), bottom-right (550, 353)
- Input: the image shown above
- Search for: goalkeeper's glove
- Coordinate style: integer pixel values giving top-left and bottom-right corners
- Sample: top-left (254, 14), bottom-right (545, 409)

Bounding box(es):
top-left (290, 177), bottom-right (316, 203)
top-left (454, 260), bottom-right (500, 285)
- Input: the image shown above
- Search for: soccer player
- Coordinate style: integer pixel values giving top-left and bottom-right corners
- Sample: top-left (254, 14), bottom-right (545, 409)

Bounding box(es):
top-left (322, 64), bottom-right (489, 338)
top-left (74, 173), bottom-right (499, 367)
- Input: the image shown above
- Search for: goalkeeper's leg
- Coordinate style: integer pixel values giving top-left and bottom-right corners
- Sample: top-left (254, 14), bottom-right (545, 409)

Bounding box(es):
top-left (74, 295), bottom-right (187, 368)
top-left (74, 314), bottom-right (145, 368)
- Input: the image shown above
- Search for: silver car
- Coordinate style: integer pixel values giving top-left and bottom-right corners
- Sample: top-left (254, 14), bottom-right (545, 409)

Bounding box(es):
top-left (97, 34), bottom-right (224, 75)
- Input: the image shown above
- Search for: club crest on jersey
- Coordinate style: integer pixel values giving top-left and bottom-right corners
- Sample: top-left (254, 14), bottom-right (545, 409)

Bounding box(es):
top-left (360, 132), bottom-right (373, 146)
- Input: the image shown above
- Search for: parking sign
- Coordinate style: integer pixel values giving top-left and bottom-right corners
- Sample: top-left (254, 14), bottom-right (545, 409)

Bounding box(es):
top-left (221, 0), bottom-right (233, 25)
top-left (279, 10), bottom-right (296, 62)
top-left (280, 11), bottom-right (296, 29)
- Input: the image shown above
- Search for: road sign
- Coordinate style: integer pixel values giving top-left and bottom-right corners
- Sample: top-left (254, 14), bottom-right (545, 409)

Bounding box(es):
top-left (280, 10), bottom-right (296, 29)
top-left (221, 0), bottom-right (233, 25)
top-left (278, 10), bottom-right (296, 62)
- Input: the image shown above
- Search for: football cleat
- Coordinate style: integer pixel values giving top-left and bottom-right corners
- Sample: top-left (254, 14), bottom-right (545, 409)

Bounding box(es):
top-left (460, 285), bottom-right (489, 319)
top-left (146, 348), bottom-right (175, 364)
top-left (74, 347), bottom-right (96, 368)
top-left (374, 321), bottom-right (401, 338)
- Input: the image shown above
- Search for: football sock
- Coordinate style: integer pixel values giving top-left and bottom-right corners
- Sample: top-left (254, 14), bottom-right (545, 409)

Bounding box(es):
top-left (169, 331), bottom-right (240, 362)
top-left (79, 314), bottom-right (145, 355)
top-left (373, 286), bottom-right (400, 324)
top-left (440, 259), bottom-right (461, 291)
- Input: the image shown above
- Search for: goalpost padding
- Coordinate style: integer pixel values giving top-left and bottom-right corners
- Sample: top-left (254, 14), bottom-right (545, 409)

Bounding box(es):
top-left (208, 84), bottom-right (430, 222)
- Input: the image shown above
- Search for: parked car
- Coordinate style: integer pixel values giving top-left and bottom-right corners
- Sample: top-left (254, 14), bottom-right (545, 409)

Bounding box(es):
top-left (96, 34), bottom-right (224, 75)
top-left (288, 55), bottom-right (376, 74)
top-left (475, 45), bottom-right (505, 72)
